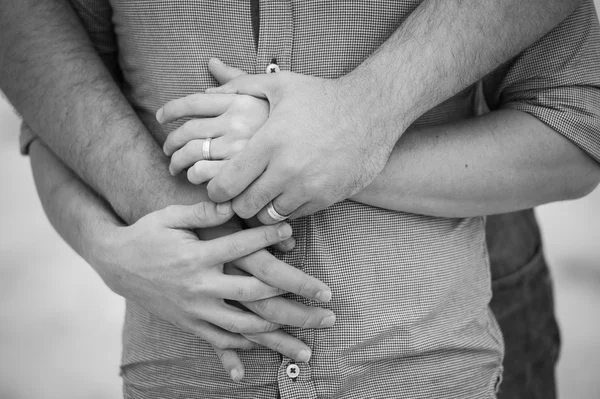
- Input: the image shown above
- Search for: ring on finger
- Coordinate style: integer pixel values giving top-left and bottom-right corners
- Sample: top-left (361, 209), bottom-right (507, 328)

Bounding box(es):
top-left (267, 201), bottom-right (289, 222)
top-left (203, 138), bottom-right (213, 161)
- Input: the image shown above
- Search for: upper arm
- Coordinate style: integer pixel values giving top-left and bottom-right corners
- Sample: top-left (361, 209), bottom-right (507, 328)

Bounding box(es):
top-left (483, 0), bottom-right (600, 164)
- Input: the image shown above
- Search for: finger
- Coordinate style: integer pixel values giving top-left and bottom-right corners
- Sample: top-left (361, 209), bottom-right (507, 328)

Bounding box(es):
top-left (231, 250), bottom-right (332, 303)
top-left (204, 302), bottom-right (281, 334)
top-left (169, 139), bottom-right (206, 175)
top-left (243, 297), bottom-right (336, 329)
top-left (160, 202), bottom-right (234, 229)
top-left (244, 217), bottom-right (296, 252)
top-left (156, 93), bottom-right (236, 124)
top-left (187, 160), bottom-right (226, 185)
top-left (203, 223), bottom-right (293, 264)
top-left (181, 319), bottom-right (257, 351)
top-left (255, 192), bottom-right (305, 225)
top-left (205, 73), bottom-right (279, 99)
top-left (207, 138), bottom-right (269, 203)
top-left (231, 178), bottom-right (282, 220)
top-left (206, 274), bottom-right (284, 301)
top-left (208, 58), bottom-right (248, 85)
top-left (164, 118), bottom-right (226, 156)
top-left (170, 139), bottom-right (235, 175)
top-left (213, 347), bottom-right (245, 382)
top-left (243, 330), bottom-right (312, 363)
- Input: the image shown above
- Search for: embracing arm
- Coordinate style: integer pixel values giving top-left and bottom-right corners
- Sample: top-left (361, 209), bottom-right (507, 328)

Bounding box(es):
top-left (204, 0), bottom-right (585, 223)
top-left (0, 0), bottom-right (209, 223)
top-left (353, 0), bottom-right (600, 217)
top-left (352, 110), bottom-right (600, 217)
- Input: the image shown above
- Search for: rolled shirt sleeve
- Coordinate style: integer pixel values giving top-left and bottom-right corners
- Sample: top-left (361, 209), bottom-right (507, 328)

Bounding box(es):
top-left (483, 0), bottom-right (600, 163)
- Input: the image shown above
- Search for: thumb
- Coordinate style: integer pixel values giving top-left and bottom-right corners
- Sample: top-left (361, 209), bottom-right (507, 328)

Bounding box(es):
top-left (160, 202), bottom-right (234, 229)
top-left (208, 58), bottom-right (247, 85)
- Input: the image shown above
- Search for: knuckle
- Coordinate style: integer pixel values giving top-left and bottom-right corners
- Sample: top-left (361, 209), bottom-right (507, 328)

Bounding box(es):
top-left (187, 164), bottom-right (207, 185)
top-left (235, 286), bottom-right (247, 301)
top-left (227, 238), bottom-right (247, 256)
top-left (256, 259), bottom-right (274, 279)
top-left (223, 318), bottom-right (240, 333)
top-left (253, 300), bottom-right (275, 319)
top-left (296, 278), bottom-right (311, 297)
top-left (211, 335), bottom-right (230, 350)
top-left (229, 117), bottom-right (251, 136)
top-left (210, 179), bottom-right (235, 200)
top-left (230, 139), bottom-right (248, 155)
top-left (192, 201), bottom-right (210, 222)
top-left (299, 312), bottom-right (312, 329)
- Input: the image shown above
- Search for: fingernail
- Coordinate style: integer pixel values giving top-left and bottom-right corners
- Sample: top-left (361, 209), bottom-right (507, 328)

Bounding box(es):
top-left (315, 290), bottom-right (332, 303)
top-left (320, 314), bottom-right (336, 328)
top-left (298, 349), bottom-right (311, 363)
top-left (230, 369), bottom-right (242, 382)
top-left (278, 223), bottom-right (292, 239)
top-left (156, 108), bottom-right (164, 123)
top-left (217, 202), bottom-right (231, 215)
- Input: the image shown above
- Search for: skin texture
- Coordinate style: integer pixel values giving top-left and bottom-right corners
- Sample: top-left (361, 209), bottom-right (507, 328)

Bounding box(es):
top-left (28, 140), bottom-right (336, 381)
top-left (1, 0), bottom-right (323, 379)
top-left (164, 61), bottom-right (600, 218)
top-left (193, 0), bottom-right (584, 223)
top-left (0, 0), bottom-right (586, 382)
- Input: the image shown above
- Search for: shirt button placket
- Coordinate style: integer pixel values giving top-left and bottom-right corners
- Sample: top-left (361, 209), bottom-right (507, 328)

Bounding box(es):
top-left (256, 1), bottom-right (316, 398)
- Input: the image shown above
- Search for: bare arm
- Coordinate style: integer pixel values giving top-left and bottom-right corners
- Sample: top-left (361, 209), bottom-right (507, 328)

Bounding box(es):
top-left (28, 139), bottom-right (334, 380)
top-left (0, 0), bottom-right (206, 223)
top-left (204, 0), bottom-right (585, 224)
top-left (352, 110), bottom-right (600, 217)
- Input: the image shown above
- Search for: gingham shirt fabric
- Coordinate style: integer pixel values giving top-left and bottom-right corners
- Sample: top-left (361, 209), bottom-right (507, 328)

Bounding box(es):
top-left (22, 1), bottom-right (600, 398)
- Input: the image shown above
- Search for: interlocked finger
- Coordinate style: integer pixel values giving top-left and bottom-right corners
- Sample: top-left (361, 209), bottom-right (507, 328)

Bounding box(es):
top-left (157, 93), bottom-right (237, 124)
top-left (242, 330), bottom-right (312, 363)
top-left (243, 297), bottom-right (336, 328)
top-left (231, 250), bottom-right (331, 303)
top-left (187, 160), bottom-right (227, 185)
top-left (170, 138), bottom-right (232, 175)
top-left (164, 118), bottom-right (226, 156)
top-left (209, 274), bottom-right (285, 301)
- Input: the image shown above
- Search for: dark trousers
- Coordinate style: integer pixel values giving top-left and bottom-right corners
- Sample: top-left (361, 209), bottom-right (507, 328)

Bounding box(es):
top-left (491, 247), bottom-right (560, 399)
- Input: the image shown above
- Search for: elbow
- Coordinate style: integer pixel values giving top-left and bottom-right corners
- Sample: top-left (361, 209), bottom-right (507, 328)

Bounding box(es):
top-left (563, 161), bottom-right (600, 200)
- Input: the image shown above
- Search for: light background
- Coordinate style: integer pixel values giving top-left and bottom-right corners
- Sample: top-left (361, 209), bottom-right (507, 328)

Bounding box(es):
top-left (1, 8), bottom-right (600, 395)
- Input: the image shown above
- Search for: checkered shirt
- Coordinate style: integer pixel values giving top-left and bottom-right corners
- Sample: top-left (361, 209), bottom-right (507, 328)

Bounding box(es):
top-left (21, 1), bottom-right (600, 398)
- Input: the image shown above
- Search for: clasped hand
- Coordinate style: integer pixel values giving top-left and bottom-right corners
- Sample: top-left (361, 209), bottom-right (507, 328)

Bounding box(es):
top-left (95, 200), bottom-right (334, 382)
top-left (158, 58), bottom-right (396, 224)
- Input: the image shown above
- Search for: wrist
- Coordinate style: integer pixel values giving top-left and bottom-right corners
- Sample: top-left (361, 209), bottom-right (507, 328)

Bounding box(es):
top-left (336, 70), bottom-right (411, 147)
top-left (84, 219), bottom-right (128, 296)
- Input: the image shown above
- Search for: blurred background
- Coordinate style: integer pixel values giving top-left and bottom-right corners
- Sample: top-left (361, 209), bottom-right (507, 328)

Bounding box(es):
top-left (1, 61), bottom-right (600, 399)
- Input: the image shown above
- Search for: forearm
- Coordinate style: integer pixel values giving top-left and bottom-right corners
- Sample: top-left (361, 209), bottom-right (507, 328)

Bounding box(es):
top-left (28, 139), bottom-right (124, 288)
top-left (0, 0), bottom-right (211, 223)
top-left (343, 0), bottom-right (582, 141)
top-left (352, 110), bottom-right (600, 217)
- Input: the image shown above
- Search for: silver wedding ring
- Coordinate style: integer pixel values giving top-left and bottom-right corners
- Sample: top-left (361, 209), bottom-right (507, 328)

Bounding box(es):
top-left (202, 138), bottom-right (212, 160)
top-left (267, 201), bottom-right (288, 222)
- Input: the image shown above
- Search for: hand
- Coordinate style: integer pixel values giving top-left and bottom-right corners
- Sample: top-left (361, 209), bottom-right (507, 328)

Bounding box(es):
top-left (199, 60), bottom-right (397, 224)
top-left (161, 93), bottom-right (268, 183)
top-left (92, 201), bottom-right (334, 381)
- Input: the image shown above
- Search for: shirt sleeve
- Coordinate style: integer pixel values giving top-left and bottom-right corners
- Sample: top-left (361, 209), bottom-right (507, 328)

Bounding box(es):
top-left (21, 0), bottom-right (119, 155)
top-left (483, 0), bottom-right (600, 163)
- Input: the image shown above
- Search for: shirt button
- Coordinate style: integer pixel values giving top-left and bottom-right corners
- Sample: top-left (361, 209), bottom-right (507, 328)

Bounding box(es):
top-left (286, 363), bottom-right (300, 379)
top-left (266, 63), bottom-right (280, 74)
